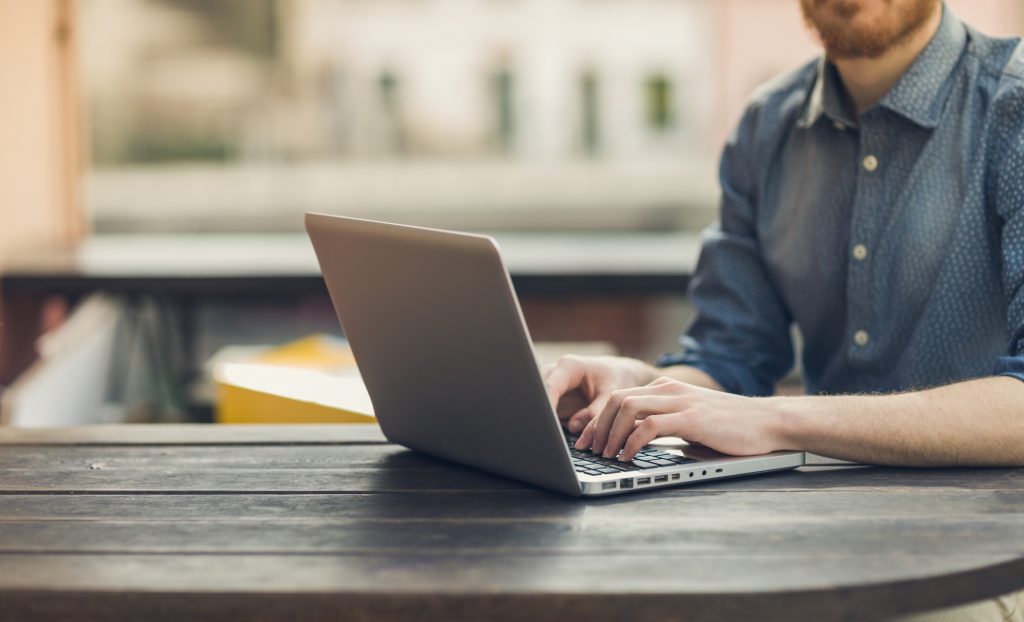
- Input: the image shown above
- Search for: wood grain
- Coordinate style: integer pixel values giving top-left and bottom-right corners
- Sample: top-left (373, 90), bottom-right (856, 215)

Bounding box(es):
top-left (0, 424), bottom-right (1021, 622)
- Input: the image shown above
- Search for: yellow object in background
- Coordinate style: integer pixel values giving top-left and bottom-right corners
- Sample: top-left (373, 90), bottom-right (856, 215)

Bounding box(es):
top-left (245, 334), bottom-right (358, 370)
top-left (213, 334), bottom-right (374, 424)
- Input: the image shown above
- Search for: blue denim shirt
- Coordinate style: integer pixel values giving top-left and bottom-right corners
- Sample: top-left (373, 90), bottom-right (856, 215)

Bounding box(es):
top-left (659, 6), bottom-right (1024, 396)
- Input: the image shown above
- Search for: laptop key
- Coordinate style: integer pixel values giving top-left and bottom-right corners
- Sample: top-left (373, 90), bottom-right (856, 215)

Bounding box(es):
top-left (668, 456), bottom-right (697, 464)
top-left (631, 460), bottom-right (660, 469)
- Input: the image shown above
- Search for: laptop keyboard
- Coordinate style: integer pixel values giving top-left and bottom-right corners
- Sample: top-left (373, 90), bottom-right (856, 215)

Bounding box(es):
top-left (565, 432), bottom-right (696, 476)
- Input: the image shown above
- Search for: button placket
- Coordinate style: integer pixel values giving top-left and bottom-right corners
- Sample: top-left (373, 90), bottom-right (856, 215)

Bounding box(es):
top-left (846, 123), bottom-right (885, 365)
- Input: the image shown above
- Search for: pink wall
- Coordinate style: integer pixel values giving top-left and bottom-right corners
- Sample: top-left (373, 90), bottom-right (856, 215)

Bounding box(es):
top-left (0, 0), bottom-right (83, 262)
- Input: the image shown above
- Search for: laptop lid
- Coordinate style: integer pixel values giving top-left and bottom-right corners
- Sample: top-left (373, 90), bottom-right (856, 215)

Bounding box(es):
top-left (305, 213), bottom-right (582, 496)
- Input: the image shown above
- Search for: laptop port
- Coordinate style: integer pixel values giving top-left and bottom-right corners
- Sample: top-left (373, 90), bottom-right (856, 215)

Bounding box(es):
top-left (601, 481), bottom-right (617, 490)
top-left (654, 475), bottom-right (668, 483)
top-left (637, 477), bottom-right (651, 486)
top-left (688, 472), bottom-right (694, 478)
top-left (702, 470), bottom-right (707, 476)
top-left (715, 468), bottom-right (724, 473)
top-left (620, 478), bottom-right (634, 489)
top-left (671, 473), bottom-right (680, 480)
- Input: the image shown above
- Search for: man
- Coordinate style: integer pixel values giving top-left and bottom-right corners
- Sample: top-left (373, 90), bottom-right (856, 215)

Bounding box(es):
top-left (545, 1), bottom-right (1024, 619)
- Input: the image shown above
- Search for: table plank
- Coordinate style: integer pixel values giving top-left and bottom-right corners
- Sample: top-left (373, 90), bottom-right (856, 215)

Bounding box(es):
top-left (0, 554), bottom-right (1022, 622)
top-left (0, 446), bottom-right (870, 471)
top-left (1, 515), bottom-right (1023, 556)
top-left (2, 490), bottom-right (1022, 521)
top-left (0, 440), bottom-right (1022, 492)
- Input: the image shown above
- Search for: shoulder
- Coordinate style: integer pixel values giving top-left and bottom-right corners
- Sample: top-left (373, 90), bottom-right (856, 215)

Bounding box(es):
top-left (965, 29), bottom-right (1024, 127)
top-left (968, 30), bottom-right (1024, 217)
top-left (723, 58), bottom-right (819, 175)
top-left (734, 58), bottom-right (819, 142)
top-left (964, 26), bottom-right (1024, 86)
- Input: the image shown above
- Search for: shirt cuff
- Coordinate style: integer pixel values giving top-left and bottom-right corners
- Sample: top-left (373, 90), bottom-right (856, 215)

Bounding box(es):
top-left (993, 355), bottom-right (1024, 384)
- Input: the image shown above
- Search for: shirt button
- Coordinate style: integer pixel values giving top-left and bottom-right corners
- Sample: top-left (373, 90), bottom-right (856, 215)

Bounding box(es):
top-left (852, 244), bottom-right (868, 260)
top-left (854, 330), bottom-right (870, 346)
top-left (862, 155), bottom-right (879, 172)
top-left (833, 120), bottom-right (846, 131)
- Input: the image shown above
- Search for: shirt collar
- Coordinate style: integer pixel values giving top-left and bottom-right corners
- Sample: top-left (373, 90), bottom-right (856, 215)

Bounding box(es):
top-left (796, 59), bottom-right (853, 129)
top-left (797, 3), bottom-right (967, 130)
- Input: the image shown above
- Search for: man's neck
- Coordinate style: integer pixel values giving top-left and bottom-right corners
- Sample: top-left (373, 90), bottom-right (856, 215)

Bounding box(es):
top-left (833, 7), bottom-right (943, 117)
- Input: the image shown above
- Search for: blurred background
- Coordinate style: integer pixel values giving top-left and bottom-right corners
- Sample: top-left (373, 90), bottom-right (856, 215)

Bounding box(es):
top-left (0, 0), bottom-right (1021, 425)
top-left (77, 0), bottom-right (1020, 234)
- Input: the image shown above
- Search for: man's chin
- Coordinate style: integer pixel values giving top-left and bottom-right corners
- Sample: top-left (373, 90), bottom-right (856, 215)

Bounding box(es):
top-left (823, 41), bottom-right (894, 60)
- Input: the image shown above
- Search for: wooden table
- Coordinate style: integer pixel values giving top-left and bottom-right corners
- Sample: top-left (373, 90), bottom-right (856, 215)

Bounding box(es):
top-left (1, 424), bottom-right (1022, 622)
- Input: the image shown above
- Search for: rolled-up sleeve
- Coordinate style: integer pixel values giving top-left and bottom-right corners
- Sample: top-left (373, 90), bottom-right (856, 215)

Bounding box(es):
top-left (658, 108), bottom-right (794, 396)
top-left (992, 85), bottom-right (1024, 383)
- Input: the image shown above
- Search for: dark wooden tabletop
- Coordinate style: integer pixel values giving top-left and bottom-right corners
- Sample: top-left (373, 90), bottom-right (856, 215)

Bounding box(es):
top-left (1, 424), bottom-right (1022, 622)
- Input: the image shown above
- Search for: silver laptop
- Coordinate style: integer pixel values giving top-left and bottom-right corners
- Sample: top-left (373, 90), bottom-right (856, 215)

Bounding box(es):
top-left (305, 213), bottom-right (805, 496)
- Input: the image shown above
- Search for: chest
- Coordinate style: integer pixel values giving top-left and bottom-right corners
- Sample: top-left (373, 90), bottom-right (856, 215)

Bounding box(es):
top-left (756, 112), bottom-right (994, 328)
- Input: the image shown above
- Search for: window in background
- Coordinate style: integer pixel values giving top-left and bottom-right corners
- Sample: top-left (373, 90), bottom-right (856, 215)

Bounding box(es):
top-left (490, 66), bottom-right (517, 154)
top-left (579, 71), bottom-right (601, 156)
top-left (376, 70), bottom-right (406, 157)
top-left (78, 0), bottom-right (1024, 235)
top-left (645, 75), bottom-right (674, 133)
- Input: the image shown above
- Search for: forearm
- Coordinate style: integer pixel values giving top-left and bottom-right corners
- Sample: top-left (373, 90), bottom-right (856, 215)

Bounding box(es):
top-left (653, 364), bottom-right (724, 392)
top-left (772, 376), bottom-right (1024, 466)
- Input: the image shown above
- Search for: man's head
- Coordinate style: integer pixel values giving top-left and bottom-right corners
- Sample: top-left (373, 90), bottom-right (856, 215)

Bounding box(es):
top-left (800, 0), bottom-right (941, 59)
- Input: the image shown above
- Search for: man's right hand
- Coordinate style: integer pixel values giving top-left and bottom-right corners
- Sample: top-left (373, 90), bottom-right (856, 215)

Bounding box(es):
top-left (542, 355), bottom-right (659, 434)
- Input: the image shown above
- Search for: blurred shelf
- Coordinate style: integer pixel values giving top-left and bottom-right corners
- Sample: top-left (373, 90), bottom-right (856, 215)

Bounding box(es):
top-left (0, 231), bottom-right (700, 297)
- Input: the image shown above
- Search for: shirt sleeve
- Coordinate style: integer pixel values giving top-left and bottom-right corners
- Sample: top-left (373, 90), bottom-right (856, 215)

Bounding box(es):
top-left (990, 81), bottom-right (1024, 383)
top-left (657, 106), bottom-right (794, 396)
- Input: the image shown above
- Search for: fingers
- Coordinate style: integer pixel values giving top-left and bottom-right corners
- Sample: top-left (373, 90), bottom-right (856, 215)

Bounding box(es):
top-left (619, 415), bottom-right (672, 462)
top-left (542, 356), bottom-right (587, 410)
top-left (554, 388), bottom-right (587, 421)
top-left (566, 407), bottom-right (593, 434)
top-left (588, 383), bottom-right (678, 455)
top-left (602, 395), bottom-right (681, 458)
top-left (575, 416), bottom-right (597, 449)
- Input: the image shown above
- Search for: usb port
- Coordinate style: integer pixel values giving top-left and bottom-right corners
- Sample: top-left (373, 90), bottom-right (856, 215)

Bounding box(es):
top-left (671, 473), bottom-right (680, 480)
top-left (620, 478), bottom-right (634, 489)
top-left (602, 481), bottom-right (617, 490)
top-left (654, 475), bottom-right (668, 483)
top-left (715, 468), bottom-right (724, 473)
top-left (637, 477), bottom-right (651, 485)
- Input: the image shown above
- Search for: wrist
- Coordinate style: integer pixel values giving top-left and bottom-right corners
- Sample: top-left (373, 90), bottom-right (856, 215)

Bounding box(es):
top-left (764, 395), bottom-right (809, 452)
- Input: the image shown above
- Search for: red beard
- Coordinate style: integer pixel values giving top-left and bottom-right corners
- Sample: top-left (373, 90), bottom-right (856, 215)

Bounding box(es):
top-left (801, 0), bottom-right (940, 59)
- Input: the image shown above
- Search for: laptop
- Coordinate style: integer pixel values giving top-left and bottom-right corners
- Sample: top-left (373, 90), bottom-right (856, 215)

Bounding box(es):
top-left (305, 213), bottom-right (805, 496)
